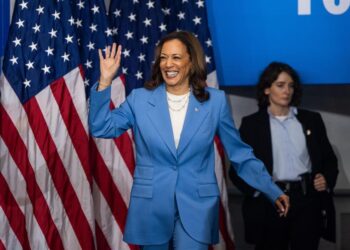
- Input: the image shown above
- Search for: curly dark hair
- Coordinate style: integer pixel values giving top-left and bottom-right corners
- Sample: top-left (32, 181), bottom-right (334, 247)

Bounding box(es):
top-left (257, 62), bottom-right (302, 108)
top-left (144, 31), bottom-right (209, 102)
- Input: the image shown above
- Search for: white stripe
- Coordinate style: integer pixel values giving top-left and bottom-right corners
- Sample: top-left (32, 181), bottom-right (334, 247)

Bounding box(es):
top-left (93, 182), bottom-right (131, 250)
top-left (0, 138), bottom-right (48, 250)
top-left (35, 76), bottom-right (95, 238)
top-left (94, 137), bottom-right (133, 206)
top-left (0, 207), bottom-right (23, 250)
top-left (0, 75), bottom-right (80, 250)
top-left (63, 67), bottom-right (89, 134)
top-left (207, 70), bottom-right (219, 89)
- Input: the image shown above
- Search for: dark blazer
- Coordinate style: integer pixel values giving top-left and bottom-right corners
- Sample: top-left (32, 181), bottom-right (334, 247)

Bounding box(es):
top-left (229, 108), bottom-right (338, 243)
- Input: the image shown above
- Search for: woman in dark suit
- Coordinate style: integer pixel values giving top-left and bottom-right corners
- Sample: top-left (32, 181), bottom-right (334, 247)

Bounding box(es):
top-left (230, 62), bottom-right (338, 250)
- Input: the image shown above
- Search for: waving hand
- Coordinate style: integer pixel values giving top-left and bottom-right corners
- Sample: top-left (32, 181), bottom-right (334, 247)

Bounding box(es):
top-left (98, 43), bottom-right (122, 91)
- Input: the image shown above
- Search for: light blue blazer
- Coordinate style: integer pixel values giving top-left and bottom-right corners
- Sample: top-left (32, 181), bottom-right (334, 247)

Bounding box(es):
top-left (89, 83), bottom-right (283, 245)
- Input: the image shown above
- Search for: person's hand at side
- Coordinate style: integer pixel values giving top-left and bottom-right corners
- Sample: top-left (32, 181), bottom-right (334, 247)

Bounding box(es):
top-left (98, 43), bottom-right (122, 91)
top-left (314, 173), bottom-right (328, 191)
top-left (275, 194), bottom-right (290, 217)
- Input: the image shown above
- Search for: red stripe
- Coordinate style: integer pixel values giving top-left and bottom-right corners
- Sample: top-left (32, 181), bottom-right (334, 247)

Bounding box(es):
top-left (23, 96), bottom-right (95, 250)
top-left (90, 139), bottom-right (135, 248)
top-left (0, 104), bottom-right (64, 250)
top-left (0, 173), bottom-right (31, 250)
top-left (0, 239), bottom-right (6, 250)
top-left (218, 196), bottom-right (235, 250)
top-left (95, 222), bottom-right (111, 250)
top-left (50, 78), bottom-right (92, 186)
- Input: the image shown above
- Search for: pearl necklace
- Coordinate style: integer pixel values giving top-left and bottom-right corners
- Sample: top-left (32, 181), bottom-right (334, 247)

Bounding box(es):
top-left (167, 91), bottom-right (190, 112)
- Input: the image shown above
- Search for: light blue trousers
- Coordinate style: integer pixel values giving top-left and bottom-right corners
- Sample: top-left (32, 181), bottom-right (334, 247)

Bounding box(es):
top-left (141, 215), bottom-right (208, 250)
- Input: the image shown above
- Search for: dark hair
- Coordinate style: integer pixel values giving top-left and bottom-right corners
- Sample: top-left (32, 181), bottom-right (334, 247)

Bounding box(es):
top-left (257, 62), bottom-right (302, 108)
top-left (144, 31), bottom-right (209, 102)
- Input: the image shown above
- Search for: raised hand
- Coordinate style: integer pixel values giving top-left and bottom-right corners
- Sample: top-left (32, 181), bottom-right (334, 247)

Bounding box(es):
top-left (98, 43), bottom-right (122, 90)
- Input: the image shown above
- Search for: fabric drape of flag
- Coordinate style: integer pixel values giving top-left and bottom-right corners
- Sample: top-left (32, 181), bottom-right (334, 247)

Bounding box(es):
top-left (0, 0), bottom-right (235, 249)
top-left (0, 0), bottom-right (111, 249)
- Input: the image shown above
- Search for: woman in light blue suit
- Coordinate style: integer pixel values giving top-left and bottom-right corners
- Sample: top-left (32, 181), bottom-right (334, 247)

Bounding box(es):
top-left (89, 31), bottom-right (289, 250)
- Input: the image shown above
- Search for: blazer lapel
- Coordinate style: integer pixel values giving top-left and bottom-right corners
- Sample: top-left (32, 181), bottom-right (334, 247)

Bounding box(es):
top-left (259, 109), bottom-right (273, 174)
top-left (146, 85), bottom-right (177, 160)
top-left (177, 93), bottom-right (209, 156)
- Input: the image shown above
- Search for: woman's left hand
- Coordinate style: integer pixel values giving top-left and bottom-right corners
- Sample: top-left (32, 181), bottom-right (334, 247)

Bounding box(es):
top-left (275, 194), bottom-right (290, 217)
top-left (314, 173), bottom-right (328, 191)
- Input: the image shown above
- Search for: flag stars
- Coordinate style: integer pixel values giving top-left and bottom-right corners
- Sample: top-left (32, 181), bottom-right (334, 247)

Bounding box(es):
top-left (16, 19), bottom-right (25, 28)
top-left (19, 1), bottom-right (28, 10)
top-left (162, 8), bottom-right (171, 15)
top-left (91, 5), bottom-right (100, 14)
top-left (135, 71), bottom-right (143, 80)
top-left (122, 67), bottom-right (128, 74)
top-left (10, 56), bottom-right (18, 65)
top-left (77, 0), bottom-right (84, 9)
top-left (143, 18), bottom-right (152, 27)
top-left (61, 52), bottom-right (70, 62)
top-left (196, 0), bottom-right (204, 8)
top-left (76, 19), bottom-right (83, 28)
top-left (182, 0), bottom-right (189, 3)
top-left (105, 28), bottom-right (113, 37)
top-left (32, 24), bottom-right (41, 33)
top-left (122, 49), bottom-right (131, 58)
top-left (36, 5), bottom-right (44, 14)
top-left (45, 46), bottom-right (54, 56)
top-left (178, 12), bottom-right (185, 20)
top-left (41, 65), bottom-right (51, 74)
top-left (133, 0), bottom-right (139, 4)
top-left (140, 36), bottom-right (149, 44)
top-left (193, 16), bottom-right (201, 25)
top-left (113, 9), bottom-right (121, 17)
top-left (52, 11), bottom-right (60, 20)
top-left (12, 37), bottom-right (21, 47)
top-left (25, 60), bottom-right (34, 70)
top-left (146, 0), bottom-right (155, 9)
top-left (128, 13), bottom-right (136, 22)
top-left (112, 27), bottom-right (118, 35)
top-left (87, 41), bottom-right (95, 50)
top-left (29, 42), bottom-right (38, 51)
top-left (159, 23), bottom-right (167, 32)
top-left (125, 31), bottom-right (134, 40)
top-left (84, 60), bottom-right (93, 69)
top-left (205, 55), bottom-right (211, 64)
top-left (68, 16), bottom-right (75, 25)
top-left (23, 79), bottom-right (31, 88)
top-left (65, 34), bottom-right (74, 43)
top-left (138, 53), bottom-right (146, 62)
top-left (89, 23), bottom-right (97, 32)
top-left (205, 38), bottom-right (212, 47)
top-left (49, 28), bottom-right (58, 38)
top-left (84, 79), bottom-right (90, 86)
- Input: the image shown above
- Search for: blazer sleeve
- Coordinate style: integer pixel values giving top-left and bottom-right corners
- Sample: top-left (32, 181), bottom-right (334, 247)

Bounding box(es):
top-left (216, 92), bottom-right (282, 202)
top-left (229, 116), bottom-right (258, 196)
top-left (315, 113), bottom-right (338, 190)
top-left (89, 82), bottom-right (135, 138)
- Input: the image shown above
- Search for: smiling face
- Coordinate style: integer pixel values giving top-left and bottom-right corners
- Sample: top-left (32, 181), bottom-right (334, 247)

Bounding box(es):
top-left (264, 71), bottom-right (295, 109)
top-left (160, 39), bottom-right (192, 92)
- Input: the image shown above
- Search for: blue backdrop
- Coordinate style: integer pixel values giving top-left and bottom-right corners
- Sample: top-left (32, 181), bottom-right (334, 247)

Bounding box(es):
top-left (206, 0), bottom-right (350, 86)
top-left (1, 0), bottom-right (349, 85)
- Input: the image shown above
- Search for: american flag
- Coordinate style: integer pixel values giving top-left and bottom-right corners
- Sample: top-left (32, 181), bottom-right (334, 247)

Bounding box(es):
top-left (0, 0), bottom-right (235, 249)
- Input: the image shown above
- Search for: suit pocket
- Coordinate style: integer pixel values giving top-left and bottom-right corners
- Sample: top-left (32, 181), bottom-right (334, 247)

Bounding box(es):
top-left (198, 183), bottom-right (220, 197)
top-left (131, 184), bottom-right (153, 198)
top-left (134, 165), bottom-right (153, 180)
